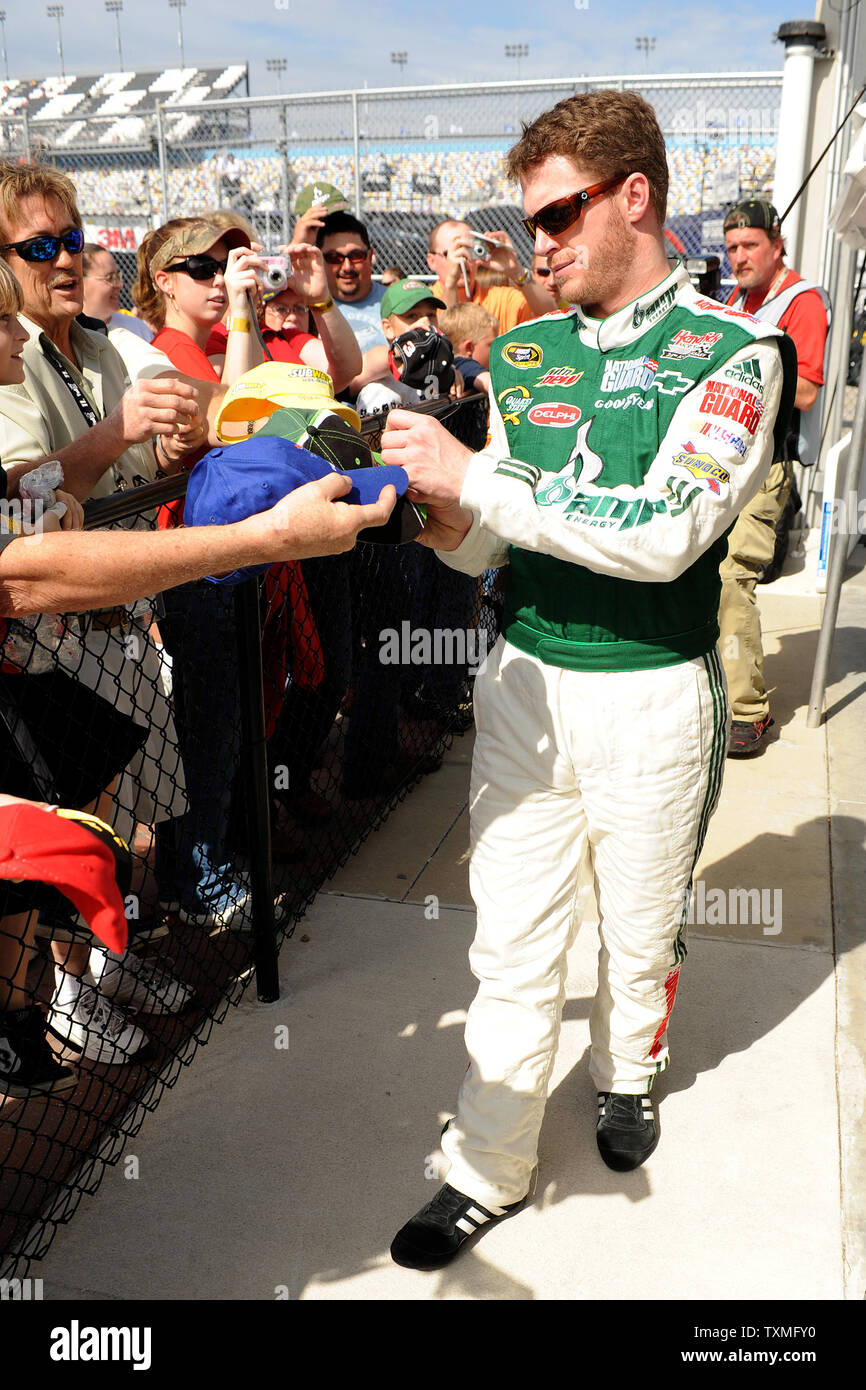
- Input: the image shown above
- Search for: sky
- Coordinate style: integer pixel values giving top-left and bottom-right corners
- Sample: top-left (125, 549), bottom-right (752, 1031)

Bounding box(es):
top-left (5, 0), bottom-right (804, 95)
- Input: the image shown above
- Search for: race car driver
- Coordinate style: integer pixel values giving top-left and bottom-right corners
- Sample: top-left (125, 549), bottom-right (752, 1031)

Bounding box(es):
top-left (379, 89), bottom-right (796, 1271)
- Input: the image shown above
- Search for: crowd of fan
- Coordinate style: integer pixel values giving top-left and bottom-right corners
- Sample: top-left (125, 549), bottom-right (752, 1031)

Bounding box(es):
top-left (62, 142), bottom-right (777, 222)
top-left (0, 161), bottom-right (566, 1102)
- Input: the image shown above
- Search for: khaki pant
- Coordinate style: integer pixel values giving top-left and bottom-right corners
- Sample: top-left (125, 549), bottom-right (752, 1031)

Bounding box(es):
top-left (718, 458), bottom-right (792, 723)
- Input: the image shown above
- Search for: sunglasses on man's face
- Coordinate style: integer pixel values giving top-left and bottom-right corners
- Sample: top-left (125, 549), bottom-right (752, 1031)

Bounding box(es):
top-left (1, 228), bottom-right (85, 263)
top-left (164, 254), bottom-right (228, 281)
top-left (322, 249), bottom-right (369, 266)
top-left (521, 175), bottom-right (630, 240)
top-left (533, 266), bottom-right (551, 277)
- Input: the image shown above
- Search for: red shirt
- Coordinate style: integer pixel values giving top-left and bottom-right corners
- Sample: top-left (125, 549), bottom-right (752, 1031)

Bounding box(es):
top-left (204, 322), bottom-right (314, 364)
top-left (728, 270), bottom-right (828, 386)
top-left (152, 326), bottom-right (220, 383)
top-left (150, 327), bottom-right (219, 527)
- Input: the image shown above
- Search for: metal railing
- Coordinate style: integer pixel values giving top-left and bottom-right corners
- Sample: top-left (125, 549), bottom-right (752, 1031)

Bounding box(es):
top-left (2, 72), bottom-right (782, 267)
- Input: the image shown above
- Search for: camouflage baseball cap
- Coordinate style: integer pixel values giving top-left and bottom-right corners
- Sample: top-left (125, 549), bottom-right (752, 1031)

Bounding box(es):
top-left (294, 182), bottom-right (349, 216)
top-left (149, 219), bottom-right (250, 273)
top-left (723, 200), bottom-right (781, 235)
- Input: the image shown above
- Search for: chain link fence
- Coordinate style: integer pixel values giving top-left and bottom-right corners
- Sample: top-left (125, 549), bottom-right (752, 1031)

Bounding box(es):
top-left (4, 73), bottom-right (781, 274)
top-left (0, 391), bottom-right (492, 1281)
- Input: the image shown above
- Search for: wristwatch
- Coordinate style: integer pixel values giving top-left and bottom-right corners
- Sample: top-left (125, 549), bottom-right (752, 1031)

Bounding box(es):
top-left (308, 297), bottom-right (335, 313)
top-left (513, 268), bottom-right (530, 287)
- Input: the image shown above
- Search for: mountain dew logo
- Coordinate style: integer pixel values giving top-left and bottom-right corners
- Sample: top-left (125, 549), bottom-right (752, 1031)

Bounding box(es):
top-left (725, 357), bottom-right (763, 392)
top-left (535, 419), bottom-right (604, 505)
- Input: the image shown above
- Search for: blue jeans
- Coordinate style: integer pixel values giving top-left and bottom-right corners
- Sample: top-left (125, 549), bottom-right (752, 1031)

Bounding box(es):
top-left (154, 579), bottom-right (242, 908)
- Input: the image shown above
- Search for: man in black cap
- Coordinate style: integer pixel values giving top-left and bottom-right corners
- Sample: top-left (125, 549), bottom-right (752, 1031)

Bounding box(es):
top-left (720, 199), bottom-right (830, 755)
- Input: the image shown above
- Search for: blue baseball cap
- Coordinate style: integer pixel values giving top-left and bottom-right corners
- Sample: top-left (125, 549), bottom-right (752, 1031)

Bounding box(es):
top-left (184, 434), bottom-right (408, 584)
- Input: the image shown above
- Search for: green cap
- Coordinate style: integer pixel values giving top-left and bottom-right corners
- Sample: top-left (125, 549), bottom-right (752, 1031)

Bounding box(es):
top-left (294, 182), bottom-right (349, 216)
top-left (380, 277), bottom-right (446, 320)
top-left (723, 200), bottom-right (781, 235)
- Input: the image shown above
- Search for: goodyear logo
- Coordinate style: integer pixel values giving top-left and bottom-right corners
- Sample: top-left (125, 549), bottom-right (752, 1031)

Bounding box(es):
top-left (501, 342), bottom-right (543, 369)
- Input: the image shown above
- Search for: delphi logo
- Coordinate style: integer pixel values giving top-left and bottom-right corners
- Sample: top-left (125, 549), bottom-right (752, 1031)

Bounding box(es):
top-left (527, 402), bottom-right (582, 428)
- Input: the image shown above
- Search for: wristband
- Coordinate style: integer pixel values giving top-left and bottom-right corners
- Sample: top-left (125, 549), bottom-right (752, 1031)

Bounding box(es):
top-left (229, 316), bottom-right (252, 333)
top-left (308, 297), bottom-right (334, 313)
top-left (513, 269), bottom-right (530, 287)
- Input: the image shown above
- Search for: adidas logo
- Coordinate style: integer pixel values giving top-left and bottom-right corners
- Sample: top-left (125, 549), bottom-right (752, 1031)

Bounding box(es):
top-left (726, 356), bottom-right (763, 389)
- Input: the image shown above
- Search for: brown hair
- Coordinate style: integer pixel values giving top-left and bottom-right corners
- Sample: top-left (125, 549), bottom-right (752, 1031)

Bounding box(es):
top-left (82, 241), bottom-right (114, 275)
top-left (440, 302), bottom-right (499, 347)
top-left (505, 90), bottom-right (669, 226)
top-left (132, 217), bottom-right (198, 331)
top-left (0, 160), bottom-right (81, 245)
top-left (0, 258), bottom-right (23, 317)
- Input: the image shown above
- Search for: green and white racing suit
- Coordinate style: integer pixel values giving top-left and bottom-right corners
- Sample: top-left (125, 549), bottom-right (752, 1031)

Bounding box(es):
top-left (433, 263), bottom-right (794, 1207)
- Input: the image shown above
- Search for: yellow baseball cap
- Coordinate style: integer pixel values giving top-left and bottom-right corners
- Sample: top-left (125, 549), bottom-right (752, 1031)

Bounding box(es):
top-left (214, 362), bottom-right (361, 441)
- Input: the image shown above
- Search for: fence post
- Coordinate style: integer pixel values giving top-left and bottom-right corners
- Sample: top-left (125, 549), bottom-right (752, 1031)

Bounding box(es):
top-left (156, 103), bottom-right (170, 222)
top-left (351, 91), bottom-right (361, 219)
top-left (278, 103), bottom-right (290, 239)
top-left (21, 101), bottom-right (31, 162)
top-left (233, 577), bottom-right (280, 1002)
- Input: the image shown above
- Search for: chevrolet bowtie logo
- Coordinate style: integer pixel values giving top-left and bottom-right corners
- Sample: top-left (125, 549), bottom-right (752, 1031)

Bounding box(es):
top-left (654, 371), bottom-right (693, 396)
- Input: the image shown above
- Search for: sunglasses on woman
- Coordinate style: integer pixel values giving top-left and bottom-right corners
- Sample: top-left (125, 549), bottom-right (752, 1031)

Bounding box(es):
top-left (164, 254), bottom-right (228, 281)
top-left (1, 228), bottom-right (85, 262)
top-left (520, 175), bottom-right (630, 240)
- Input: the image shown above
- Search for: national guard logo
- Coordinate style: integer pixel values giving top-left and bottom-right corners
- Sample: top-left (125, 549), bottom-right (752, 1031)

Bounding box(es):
top-left (501, 342), bottom-right (543, 369)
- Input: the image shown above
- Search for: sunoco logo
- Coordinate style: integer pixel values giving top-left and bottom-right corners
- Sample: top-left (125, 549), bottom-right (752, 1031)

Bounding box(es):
top-left (501, 342), bottom-right (543, 369)
top-left (527, 402), bottom-right (581, 428)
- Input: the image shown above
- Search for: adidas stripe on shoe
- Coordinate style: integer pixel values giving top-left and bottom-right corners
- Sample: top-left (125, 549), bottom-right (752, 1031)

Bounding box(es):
top-left (390, 1182), bottom-right (525, 1270)
top-left (596, 1091), bottom-right (658, 1172)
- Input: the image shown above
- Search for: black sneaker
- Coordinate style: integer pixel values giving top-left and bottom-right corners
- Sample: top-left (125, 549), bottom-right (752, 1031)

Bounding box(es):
top-left (596, 1092), bottom-right (658, 1171)
top-left (390, 1182), bottom-right (525, 1270)
top-left (728, 715), bottom-right (774, 757)
top-left (0, 1005), bottom-right (78, 1098)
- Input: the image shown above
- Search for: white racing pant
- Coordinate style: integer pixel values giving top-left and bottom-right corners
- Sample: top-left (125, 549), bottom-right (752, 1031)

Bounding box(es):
top-left (441, 637), bottom-right (728, 1207)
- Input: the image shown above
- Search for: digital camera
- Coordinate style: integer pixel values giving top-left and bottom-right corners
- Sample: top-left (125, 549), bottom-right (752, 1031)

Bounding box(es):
top-left (261, 254), bottom-right (291, 293)
top-left (469, 232), bottom-right (499, 262)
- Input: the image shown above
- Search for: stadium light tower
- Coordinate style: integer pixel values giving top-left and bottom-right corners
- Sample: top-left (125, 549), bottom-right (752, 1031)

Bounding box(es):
top-left (391, 51), bottom-right (407, 78)
top-left (46, 5), bottom-right (65, 78)
top-left (635, 35), bottom-right (656, 72)
top-left (505, 43), bottom-right (529, 80)
top-left (105, 1), bottom-right (124, 72)
top-left (265, 57), bottom-right (287, 96)
top-left (0, 11), bottom-right (8, 83)
top-left (168, 0), bottom-right (186, 70)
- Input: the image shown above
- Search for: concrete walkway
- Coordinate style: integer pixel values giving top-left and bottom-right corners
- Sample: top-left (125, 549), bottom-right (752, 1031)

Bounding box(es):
top-left (37, 546), bottom-right (866, 1302)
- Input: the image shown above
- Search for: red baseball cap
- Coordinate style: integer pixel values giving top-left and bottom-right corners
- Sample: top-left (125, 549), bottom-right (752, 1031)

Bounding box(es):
top-left (0, 804), bottom-right (130, 953)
